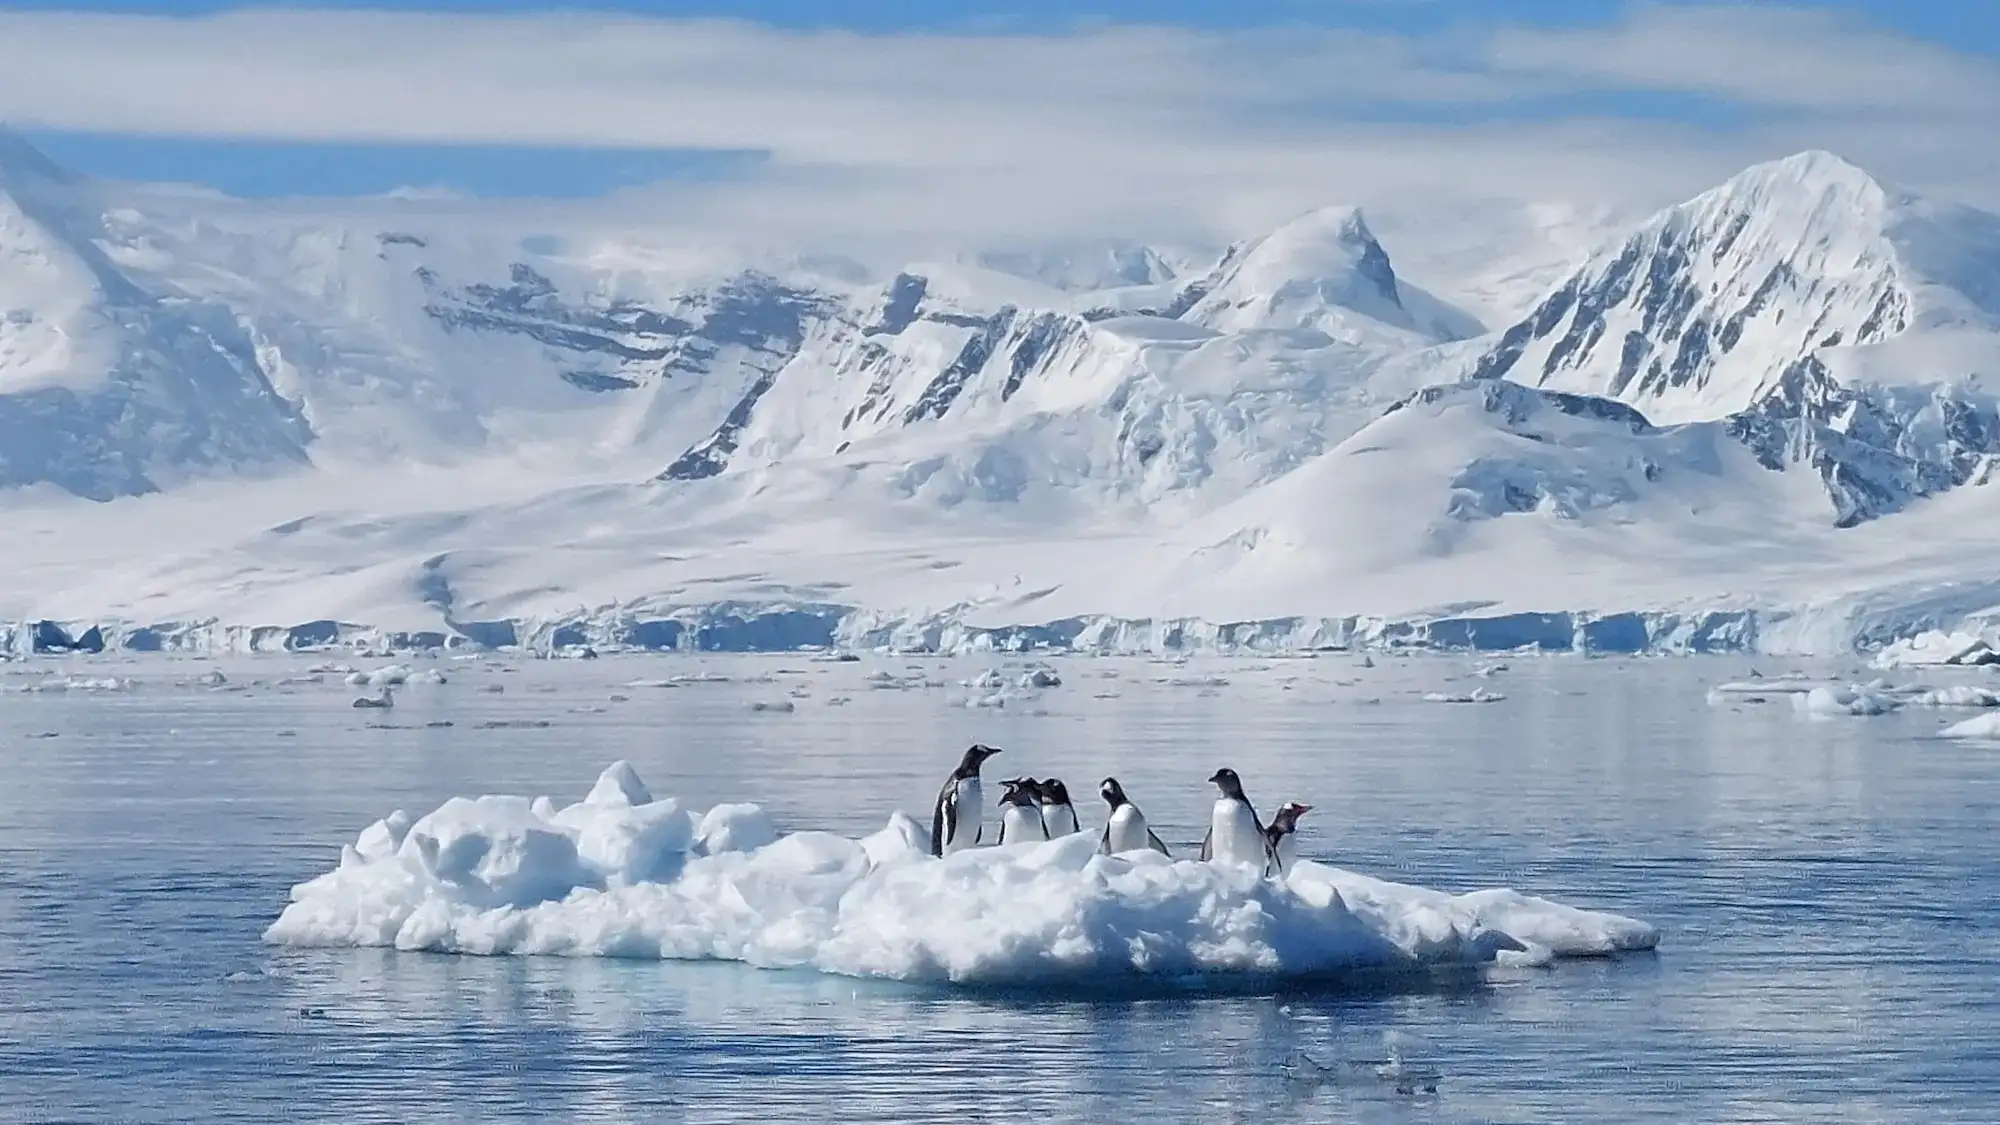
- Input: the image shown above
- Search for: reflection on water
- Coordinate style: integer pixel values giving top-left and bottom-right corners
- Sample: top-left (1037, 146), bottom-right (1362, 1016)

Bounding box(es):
top-left (2, 652), bottom-right (1998, 1122)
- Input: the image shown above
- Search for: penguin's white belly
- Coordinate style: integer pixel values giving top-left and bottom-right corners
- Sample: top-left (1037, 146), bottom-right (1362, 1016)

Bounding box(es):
top-left (1273, 834), bottom-right (1298, 872)
top-left (1209, 801), bottom-right (1265, 868)
top-left (1042, 804), bottom-right (1080, 838)
top-left (999, 804), bottom-right (1046, 845)
top-left (1104, 805), bottom-right (1152, 853)
top-left (943, 777), bottom-right (983, 854)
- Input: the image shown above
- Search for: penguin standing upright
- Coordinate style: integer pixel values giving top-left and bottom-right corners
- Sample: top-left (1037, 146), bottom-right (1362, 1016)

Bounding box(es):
top-left (1263, 802), bottom-right (1312, 876)
top-left (1098, 777), bottom-right (1171, 855)
top-left (1200, 768), bottom-right (1275, 872)
top-left (1036, 778), bottom-right (1081, 838)
top-left (995, 778), bottom-right (1050, 845)
top-left (931, 744), bottom-right (1002, 857)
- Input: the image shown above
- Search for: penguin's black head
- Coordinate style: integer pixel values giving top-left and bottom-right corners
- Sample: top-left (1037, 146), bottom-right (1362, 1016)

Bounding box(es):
top-left (997, 778), bottom-right (1035, 807)
top-left (1041, 778), bottom-right (1072, 806)
top-left (1099, 777), bottom-right (1127, 807)
top-left (1208, 768), bottom-right (1245, 798)
top-left (956, 743), bottom-right (1002, 776)
top-left (1271, 802), bottom-right (1311, 833)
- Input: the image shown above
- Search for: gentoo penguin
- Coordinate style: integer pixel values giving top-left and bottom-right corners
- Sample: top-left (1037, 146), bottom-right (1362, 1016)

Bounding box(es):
top-left (1263, 802), bottom-right (1312, 876)
top-left (996, 778), bottom-right (1050, 845)
top-left (1036, 778), bottom-right (1081, 838)
top-left (931, 743), bottom-right (1002, 857)
top-left (1098, 777), bottom-right (1171, 856)
top-left (1200, 768), bottom-right (1275, 872)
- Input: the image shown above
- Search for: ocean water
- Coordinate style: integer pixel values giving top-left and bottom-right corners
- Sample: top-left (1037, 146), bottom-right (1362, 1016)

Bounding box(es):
top-left (2, 652), bottom-right (1997, 1124)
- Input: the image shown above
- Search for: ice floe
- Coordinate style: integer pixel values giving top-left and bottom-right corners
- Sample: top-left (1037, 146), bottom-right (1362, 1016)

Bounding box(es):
top-left (1421, 689), bottom-right (1506, 705)
top-left (7, 675), bottom-right (137, 694)
top-left (1794, 683), bottom-right (1899, 717)
top-left (343, 664), bottom-right (446, 688)
top-left (1710, 677), bottom-right (2000, 714)
top-left (265, 763), bottom-right (1659, 987)
top-left (1871, 631), bottom-right (2000, 670)
top-left (1940, 713), bottom-right (2000, 740)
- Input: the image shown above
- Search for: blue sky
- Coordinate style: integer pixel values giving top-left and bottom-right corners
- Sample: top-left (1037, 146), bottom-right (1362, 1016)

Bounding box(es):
top-left (2, 1), bottom-right (1998, 240)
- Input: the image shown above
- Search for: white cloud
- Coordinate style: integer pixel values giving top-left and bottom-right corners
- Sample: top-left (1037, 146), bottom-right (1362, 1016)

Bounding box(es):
top-left (0, 4), bottom-right (1995, 249)
top-left (1489, 3), bottom-right (2000, 115)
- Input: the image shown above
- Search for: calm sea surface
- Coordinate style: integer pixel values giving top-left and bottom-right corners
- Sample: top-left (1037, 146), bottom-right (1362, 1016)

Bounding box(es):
top-left (2, 652), bottom-right (1996, 1124)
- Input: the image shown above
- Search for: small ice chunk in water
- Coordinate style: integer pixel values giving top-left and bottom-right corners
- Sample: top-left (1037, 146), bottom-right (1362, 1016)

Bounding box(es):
top-left (1422, 689), bottom-right (1505, 704)
top-left (348, 664), bottom-right (413, 688)
top-left (1794, 683), bottom-right (1897, 717)
top-left (1907, 685), bottom-right (2000, 709)
top-left (1941, 713), bottom-right (2000, 740)
top-left (748, 700), bottom-right (796, 713)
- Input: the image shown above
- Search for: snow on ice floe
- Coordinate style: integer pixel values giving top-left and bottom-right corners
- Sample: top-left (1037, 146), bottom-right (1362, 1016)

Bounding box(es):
top-left (264, 763), bottom-right (1659, 986)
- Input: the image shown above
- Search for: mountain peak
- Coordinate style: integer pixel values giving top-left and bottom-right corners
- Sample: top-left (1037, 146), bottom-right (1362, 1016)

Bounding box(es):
top-left (1469, 150), bottom-right (1927, 423)
top-left (1701, 149), bottom-right (1893, 217)
top-left (1180, 203), bottom-right (1420, 338)
top-left (0, 127), bottom-right (75, 191)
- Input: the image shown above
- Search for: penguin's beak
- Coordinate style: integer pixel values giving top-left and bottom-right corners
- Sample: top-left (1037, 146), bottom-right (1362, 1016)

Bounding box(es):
top-left (1295, 804), bottom-right (1312, 814)
top-left (1207, 769), bottom-right (1227, 784)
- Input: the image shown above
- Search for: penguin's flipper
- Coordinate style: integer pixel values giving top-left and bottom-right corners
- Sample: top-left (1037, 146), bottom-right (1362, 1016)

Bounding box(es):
top-left (1146, 829), bottom-right (1171, 856)
top-left (1199, 827), bottom-right (1213, 862)
top-left (931, 781), bottom-right (955, 857)
top-left (1098, 822), bottom-right (1113, 855)
top-left (1264, 840), bottom-right (1284, 878)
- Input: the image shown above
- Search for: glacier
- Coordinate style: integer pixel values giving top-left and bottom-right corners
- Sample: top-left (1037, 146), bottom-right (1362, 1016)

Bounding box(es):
top-left (4, 132), bottom-right (2000, 659)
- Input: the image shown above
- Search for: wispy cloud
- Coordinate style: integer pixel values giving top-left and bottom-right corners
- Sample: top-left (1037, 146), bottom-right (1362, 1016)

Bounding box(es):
top-left (1, 4), bottom-right (1995, 246)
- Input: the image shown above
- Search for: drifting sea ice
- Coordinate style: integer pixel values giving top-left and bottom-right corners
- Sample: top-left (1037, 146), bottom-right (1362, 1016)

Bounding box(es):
top-left (1421, 689), bottom-right (1506, 705)
top-left (1940, 713), bottom-right (2000, 740)
top-left (265, 763), bottom-right (1659, 986)
top-left (1795, 683), bottom-right (1900, 717)
top-left (1711, 678), bottom-right (2000, 713)
top-left (1871, 631), bottom-right (2000, 669)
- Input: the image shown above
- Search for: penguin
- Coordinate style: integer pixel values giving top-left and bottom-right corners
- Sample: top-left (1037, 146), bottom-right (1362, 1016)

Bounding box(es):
top-left (1263, 802), bottom-right (1312, 876)
top-left (1036, 777), bottom-right (1081, 838)
top-left (1199, 768), bottom-right (1276, 872)
top-left (1098, 777), bottom-right (1171, 856)
top-left (995, 778), bottom-right (1050, 845)
top-left (931, 743), bottom-right (1002, 857)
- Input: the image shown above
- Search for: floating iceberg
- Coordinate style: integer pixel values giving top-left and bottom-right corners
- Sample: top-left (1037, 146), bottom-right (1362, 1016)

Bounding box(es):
top-left (1940, 713), bottom-right (2000, 741)
top-left (1794, 683), bottom-right (1900, 717)
top-left (1871, 631), bottom-right (2000, 670)
top-left (264, 764), bottom-right (1658, 987)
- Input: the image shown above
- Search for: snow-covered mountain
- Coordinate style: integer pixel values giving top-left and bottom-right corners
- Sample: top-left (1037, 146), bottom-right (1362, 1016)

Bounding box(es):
top-left (0, 133), bottom-right (311, 498)
top-left (1469, 150), bottom-right (2000, 526)
top-left (7, 131), bottom-right (2000, 657)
